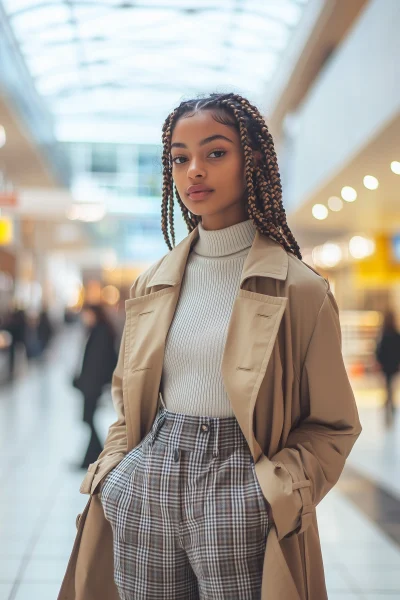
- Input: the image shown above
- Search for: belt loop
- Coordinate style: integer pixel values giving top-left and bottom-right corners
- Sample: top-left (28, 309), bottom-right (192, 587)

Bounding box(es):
top-left (213, 419), bottom-right (219, 458)
top-left (150, 409), bottom-right (166, 447)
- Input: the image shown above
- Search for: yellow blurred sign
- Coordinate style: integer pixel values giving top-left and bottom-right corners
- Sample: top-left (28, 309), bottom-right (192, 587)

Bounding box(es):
top-left (0, 218), bottom-right (13, 245)
top-left (355, 234), bottom-right (400, 286)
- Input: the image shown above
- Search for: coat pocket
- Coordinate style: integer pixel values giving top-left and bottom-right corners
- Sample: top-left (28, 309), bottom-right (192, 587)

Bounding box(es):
top-left (79, 461), bottom-right (99, 495)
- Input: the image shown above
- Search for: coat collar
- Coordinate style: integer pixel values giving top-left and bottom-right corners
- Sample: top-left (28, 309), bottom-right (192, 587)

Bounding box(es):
top-left (146, 224), bottom-right (289, 288)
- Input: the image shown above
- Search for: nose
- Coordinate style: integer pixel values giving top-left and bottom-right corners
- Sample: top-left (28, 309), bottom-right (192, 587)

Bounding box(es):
top-left (187, 157), bottom-right (206, 179)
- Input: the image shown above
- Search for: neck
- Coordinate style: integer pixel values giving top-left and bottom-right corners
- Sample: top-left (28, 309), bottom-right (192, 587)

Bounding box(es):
top-left (200, 205), bottom-right (248, 231)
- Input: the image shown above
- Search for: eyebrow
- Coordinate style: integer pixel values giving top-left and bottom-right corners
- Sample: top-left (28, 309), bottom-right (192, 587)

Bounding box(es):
top-left (170, 134), bottom-right (234, 149)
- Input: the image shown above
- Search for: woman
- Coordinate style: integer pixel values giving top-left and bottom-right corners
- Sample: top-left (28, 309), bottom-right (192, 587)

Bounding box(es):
top-left (59, 93), bottom-right (361, 600)
top-left (73, 304), bottom-right (118, 468)
top-left (376, 309), bottom-right (400, 426)
top-left (37, 308), bottom-right (54, 355)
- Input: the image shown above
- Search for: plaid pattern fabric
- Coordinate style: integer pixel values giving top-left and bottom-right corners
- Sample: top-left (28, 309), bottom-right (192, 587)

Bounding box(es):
top-left (100, 408), bottom-right (269, 600)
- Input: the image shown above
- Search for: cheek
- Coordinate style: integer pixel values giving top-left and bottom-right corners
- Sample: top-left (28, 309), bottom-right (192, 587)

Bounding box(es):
top-left (171, 168), bottom-right (179, 185)
top-left (224, 155), bottom-right (246, 189)
top-left (171, 169), bottom-right (187, 200)
top-left (172, 166), bottom-right (184, 185)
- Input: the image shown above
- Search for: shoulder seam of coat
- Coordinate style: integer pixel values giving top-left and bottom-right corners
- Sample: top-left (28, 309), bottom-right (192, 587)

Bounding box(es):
top-left (299, 282), bottom-right (330, 377)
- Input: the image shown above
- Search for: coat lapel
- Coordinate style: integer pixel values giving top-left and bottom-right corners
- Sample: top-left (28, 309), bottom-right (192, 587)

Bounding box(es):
top-left (124, 225), bottom-right (289, 456)
top-left (221, 288), bottom-right (287, 458)
top-left (123, 228), bottom-right (199, 450)
top-left (221, 230), bottom-right (289, 456)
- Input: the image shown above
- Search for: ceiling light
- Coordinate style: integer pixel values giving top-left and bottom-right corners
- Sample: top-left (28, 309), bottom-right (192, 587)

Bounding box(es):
top-left (341, 186), bottom-right (357, 202)
top-left (391, 161), bottom-right (400, 175)
top-left (315, 243), bottom-right (343, 268)
top-left (312, 204), bottom-right (328, 220)
top-left (363, 175), bottom-right (379, 190)
top-left (101, 285), bottom-right (120, 306)
top-left (0, 126), bottom-right (6, 149)
top-left (328, 196), bottom-right (343, 212)
top-left (349, 236), bottom-right (375, 259)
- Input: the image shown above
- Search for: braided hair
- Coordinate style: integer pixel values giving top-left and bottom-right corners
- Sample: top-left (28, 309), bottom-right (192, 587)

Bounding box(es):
top-left (161, 92), bottom-right (301, 259)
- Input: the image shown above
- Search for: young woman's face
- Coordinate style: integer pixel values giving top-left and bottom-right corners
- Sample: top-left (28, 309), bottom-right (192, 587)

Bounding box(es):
top-left (170, 110), bottom-right (249, 229)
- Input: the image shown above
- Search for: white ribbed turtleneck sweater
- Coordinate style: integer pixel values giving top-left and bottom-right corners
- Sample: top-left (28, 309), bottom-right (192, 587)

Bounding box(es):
top-left (160, 218), bottom-right (257, 417)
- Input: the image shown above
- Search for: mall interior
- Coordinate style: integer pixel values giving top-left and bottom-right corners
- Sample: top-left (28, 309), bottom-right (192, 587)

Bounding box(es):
top-left (0, 0), bottom-right (400, 598)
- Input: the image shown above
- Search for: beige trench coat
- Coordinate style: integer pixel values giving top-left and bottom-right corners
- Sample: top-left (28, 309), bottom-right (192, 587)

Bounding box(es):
top-left (58, 226), bottom-right (361, 600)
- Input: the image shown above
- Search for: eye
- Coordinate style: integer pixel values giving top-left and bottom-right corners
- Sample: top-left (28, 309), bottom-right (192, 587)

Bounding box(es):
top-left (171, 150), bottom-right (226, 165)
top-left (209, 150), bottom-right (226, 159)
top-left (171, 156), bottom-right (187, 165)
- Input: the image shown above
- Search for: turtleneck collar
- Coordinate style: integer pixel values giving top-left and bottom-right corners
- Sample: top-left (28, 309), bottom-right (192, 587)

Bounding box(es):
top-left (193, 219), bottom-right (257, 258)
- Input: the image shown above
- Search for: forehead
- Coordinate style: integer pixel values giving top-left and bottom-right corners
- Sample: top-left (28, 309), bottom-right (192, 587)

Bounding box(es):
top-left (171, 110), bottom-right (239, 145)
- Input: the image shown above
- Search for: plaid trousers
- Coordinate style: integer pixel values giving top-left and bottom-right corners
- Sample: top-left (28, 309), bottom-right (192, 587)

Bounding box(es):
top-left (100, 408), bottom-right (269, 599)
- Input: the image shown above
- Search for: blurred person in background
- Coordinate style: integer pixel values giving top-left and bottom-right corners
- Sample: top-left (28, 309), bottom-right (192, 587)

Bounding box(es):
top-left (72, 304), bottom-right (118, 469)
top-left (4, 308), bottom-right (26, 379)
top-left (376, 309), bottom-right (400, 426)
top-left (60, 92), bottom-right (361, 600)
top-left (37, 307), bottom-right (54, 355)
top-left (25, 312), bottom-right (42, 359)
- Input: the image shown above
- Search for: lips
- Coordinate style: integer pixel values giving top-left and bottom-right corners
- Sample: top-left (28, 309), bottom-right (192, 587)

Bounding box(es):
top-left (187, 184), bottom-right (214, 194)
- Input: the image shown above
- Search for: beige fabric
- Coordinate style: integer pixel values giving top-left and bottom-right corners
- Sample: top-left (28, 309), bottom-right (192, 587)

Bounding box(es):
top-left (58, 226), bottom-right (361, 600)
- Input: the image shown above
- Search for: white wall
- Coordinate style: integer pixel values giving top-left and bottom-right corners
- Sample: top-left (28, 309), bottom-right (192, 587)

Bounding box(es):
top-left (286, 0), bottom-right (400, 210)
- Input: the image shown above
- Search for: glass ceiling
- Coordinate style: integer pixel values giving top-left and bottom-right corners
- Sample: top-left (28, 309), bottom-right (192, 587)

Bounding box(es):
top-left (2, 0), bottom-right (309, 143)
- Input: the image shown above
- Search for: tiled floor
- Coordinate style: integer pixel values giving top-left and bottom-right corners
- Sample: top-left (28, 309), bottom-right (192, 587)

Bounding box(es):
top-left (0, 324), bottom-right (399, 599)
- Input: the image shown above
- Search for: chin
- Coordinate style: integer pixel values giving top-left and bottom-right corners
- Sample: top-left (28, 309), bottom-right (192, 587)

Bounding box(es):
top-left (186, 203), bottom-right (226, 217)
top-left (187, 205), bottom-right (209, 216)
top-left (182, 204), bottom-right (208, 217)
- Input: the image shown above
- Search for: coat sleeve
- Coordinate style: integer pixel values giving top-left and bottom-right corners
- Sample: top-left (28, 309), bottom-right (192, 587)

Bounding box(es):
top-left (268, 288), bottom-right (362, 540)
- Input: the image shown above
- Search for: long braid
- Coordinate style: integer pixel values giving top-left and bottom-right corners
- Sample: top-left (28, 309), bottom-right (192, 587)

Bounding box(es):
top-left (160, 92), bottom-right (302, 259)
top-left (219, 96), bottom-right (288, 248)
top-left (161, 111), bottom-right (176, 251)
